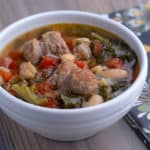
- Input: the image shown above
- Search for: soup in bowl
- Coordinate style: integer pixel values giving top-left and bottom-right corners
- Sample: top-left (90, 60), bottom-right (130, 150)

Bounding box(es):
top-left (0, 11), bottom-right (147, 141)
top-left (0, 23), bottom-right (139, 108)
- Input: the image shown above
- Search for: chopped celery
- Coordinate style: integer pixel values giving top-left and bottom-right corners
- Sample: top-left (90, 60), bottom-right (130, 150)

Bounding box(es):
top-left (99, 85), bottom-right (112, 100)
top-left (10, 76), bottom-right (25, 84)
top-left (91, 32), bottom-right (110, 44)
top-left (11, 84), bottom-right (47, 105)
top-left (61, 94), bottom-right (82, 108)
top-left (87, 57), bottom-right (96, 68)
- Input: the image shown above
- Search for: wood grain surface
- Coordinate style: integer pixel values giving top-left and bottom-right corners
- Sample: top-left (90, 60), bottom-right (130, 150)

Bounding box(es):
top-left (0, 0), bottom-right (147, 150)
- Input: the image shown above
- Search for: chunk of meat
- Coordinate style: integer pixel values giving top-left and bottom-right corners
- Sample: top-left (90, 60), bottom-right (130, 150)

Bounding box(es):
top-left (49, 62), bottom-right (98, 96)
top-left (74, 38), bottom-right (92, 60)
top-left (22, 39), bottom-right (43, 64)
top-left (42, 31), bottom-right (70, 56)
top-left (20, 62), bottom-right (37, 79)
top-left (49, 62), bottom-right (75, 88)
top-left (67, 67), bottom-right (98, 95)
top-left (92, 40), bottom-right (103, 56)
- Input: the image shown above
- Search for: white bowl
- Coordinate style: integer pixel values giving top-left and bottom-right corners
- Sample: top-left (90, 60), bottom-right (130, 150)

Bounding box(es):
top-left (0, 11), bottom-right (148, 141)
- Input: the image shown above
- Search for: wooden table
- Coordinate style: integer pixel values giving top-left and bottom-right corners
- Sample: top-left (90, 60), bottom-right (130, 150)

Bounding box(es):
top-left (0, 0), bottom-right (147, 150)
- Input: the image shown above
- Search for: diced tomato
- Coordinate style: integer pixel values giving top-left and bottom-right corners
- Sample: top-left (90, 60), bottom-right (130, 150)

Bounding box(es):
top-left (65, 37), bottom-right (74, 52)
top-left (104, 58), bottom-right (123, 68)
top-left (39, 56), bottom-right (57, 69)
top-left (92, 40), bottom-right (103, 56)
top-left (36, 81), bottom-right (53, 94)
top-left (8, 51), bottom-right (22, 60)
top-left (8, 61), bottom-right (17, 70)
top-left (74, 60), bottom-right (87, 69)
top-left (8, 61), bottom-right (18, 75)
top-left (0, 57), bottom-right (12, 68)
top-left (41, 99), bottom-right (58, 108)
top-left (0, 69), bottom-right (12, 82)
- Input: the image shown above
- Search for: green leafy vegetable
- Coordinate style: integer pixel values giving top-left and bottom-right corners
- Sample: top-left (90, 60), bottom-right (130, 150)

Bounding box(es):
top-left (10, 76), bottom-right (26, 85)
top-left (87, 57), bottom-right (96, 68)
top-left (91, 32), bottom-right (137, 64)
top-left (91, 32), bottom-right (117, 63)
top-left (111, 81), bottom-right (128, 92)
top-left (99, 81), bottom-right (129, 100)
top-left (91, 32), bottom-right (110, 44)
top-left (97, 49), bottom-right (114, 63)
top-left (61, 94), bottom-right (83, 108)
top-left (99, 86), bottom-right (112, 100)
top-left (11, 84), bottom-right (47, 105)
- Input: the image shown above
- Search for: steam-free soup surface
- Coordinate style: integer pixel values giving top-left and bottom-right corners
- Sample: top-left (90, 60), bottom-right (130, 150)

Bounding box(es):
top-left (0, 23), bottom-right (138, 108)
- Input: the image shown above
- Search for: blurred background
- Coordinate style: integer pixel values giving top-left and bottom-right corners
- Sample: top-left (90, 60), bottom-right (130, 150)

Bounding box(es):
top-left (0, 0), bottom-right (150, 32)
top-left (0, 0), bottom-right (141, 29)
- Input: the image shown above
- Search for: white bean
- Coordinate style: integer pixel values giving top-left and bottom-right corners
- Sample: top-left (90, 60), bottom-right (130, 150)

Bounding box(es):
top-left (61, 53), bottom-right (75, 62)
top-left (75, 38), bottom-right (91, 44)
top-left (20, 62), bottom-right (37, 79)
top-left (85, 94), bottom-right (103, 107)
top-left (99, 68), bottom-right (128, 80)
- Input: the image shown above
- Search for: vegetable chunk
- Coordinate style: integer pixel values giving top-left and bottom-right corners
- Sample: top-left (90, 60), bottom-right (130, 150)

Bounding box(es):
top-left (12, 84), bottom-right (47, 105)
